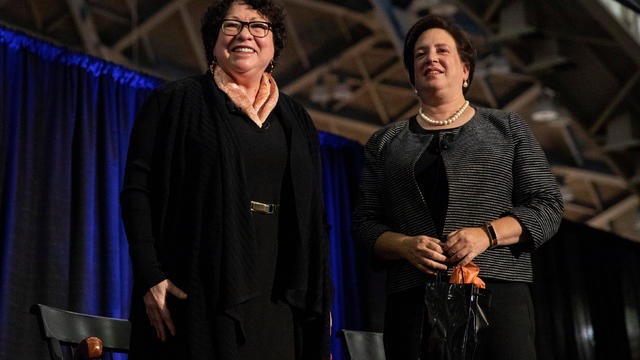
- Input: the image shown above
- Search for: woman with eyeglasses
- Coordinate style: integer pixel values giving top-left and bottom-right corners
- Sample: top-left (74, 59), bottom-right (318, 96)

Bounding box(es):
top-left (120, 1), bottom-right (332, 359)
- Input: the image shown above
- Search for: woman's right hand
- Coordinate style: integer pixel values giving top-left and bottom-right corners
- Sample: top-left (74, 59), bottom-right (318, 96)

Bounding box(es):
top-left (400, 235), bottom-right (448, 275)
top-left (143, 279), bottom-right (187, 341)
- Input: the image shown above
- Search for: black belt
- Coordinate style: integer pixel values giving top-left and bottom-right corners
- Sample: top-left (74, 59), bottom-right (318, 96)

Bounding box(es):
top-left (250, 201), bottom-right (279, 215)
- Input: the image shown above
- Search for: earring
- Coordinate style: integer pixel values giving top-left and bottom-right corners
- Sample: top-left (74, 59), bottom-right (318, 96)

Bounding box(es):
top-left (414, 88), bottom-right (418, 95)
top-left (463, 80), bottom-right (469, 88)
top-left (266, 60), bottom-right (275, 73)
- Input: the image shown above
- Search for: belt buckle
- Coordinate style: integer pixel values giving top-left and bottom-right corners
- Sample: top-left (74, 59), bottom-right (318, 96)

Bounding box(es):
top-left (250, 201), bottom-right (276, 215)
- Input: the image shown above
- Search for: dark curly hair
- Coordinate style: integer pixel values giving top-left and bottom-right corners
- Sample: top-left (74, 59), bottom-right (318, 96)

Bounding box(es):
top-left (403, 14), bottom-right (476, 94)
top-left (201, 0), bottom-right (287, 72)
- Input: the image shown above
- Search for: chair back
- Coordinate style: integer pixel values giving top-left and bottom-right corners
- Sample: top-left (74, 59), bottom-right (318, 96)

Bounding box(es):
top-left (31, 303), bottom-right (131, 360)
top-left (337, 329), bottom-right (385, 360)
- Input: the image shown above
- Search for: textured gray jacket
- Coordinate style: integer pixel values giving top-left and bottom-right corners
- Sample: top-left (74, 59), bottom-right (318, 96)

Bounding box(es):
top-left (353, 106), bottom-right (564, 293)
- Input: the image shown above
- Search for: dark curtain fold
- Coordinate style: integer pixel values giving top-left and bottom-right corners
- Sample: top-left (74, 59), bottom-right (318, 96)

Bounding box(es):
top-left (0, 25), bottom-right (159, 360)
top-left (532, 219), bottom-right (640, 360)
top-left (318, 132), bottom-right (364, 360)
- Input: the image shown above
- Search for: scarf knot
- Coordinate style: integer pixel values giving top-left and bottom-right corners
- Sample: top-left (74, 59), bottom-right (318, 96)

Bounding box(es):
top-left (212, 65), bottom-right (279, 126)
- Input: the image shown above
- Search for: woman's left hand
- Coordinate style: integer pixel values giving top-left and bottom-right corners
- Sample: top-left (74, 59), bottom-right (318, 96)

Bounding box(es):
top-left (443, 227), bottom-right (489, 266)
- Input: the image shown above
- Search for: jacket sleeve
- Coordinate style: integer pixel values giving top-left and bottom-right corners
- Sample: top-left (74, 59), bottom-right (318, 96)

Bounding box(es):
top-left (120, 90), bottom-right (167, 291)
top-left (506, 112), bottom-right (564, 249)
top-left (352, 130), bottom-right (393, 263)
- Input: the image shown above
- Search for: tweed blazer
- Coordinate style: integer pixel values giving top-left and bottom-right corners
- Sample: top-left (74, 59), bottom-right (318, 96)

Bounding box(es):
top-left (353, 106), bottom-right (564, 293)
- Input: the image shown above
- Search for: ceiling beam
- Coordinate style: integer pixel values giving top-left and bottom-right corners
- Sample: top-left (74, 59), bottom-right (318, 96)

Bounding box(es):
top-left (502, 82), bottom-right (541, 112)
top-left (45, 13), bottom-right (70, 33)
top-left (308, 108), bottom-right (380, 145)
top-left (477, 77), bottom-right (499, 108)
top-left (91, 4), bottom-right (130, 25)
top-left (26, 0), bottom-right (43, 30)
top-left (559, 123), bottom-right (584, 167)
top-left (282, 0), bottom-right (377, 31)
top-left (333, 62), bottom-right (405, 111)
top-left (141, 35), bottom-right (157, 64)
top-left (540, 30), bottom-right (621, 47)
top-left (587, 194), bottom-right (639, 229)
top-left (455, 1), bottom-right (527, 69)
top-left (285, 16), bottom-right (310, 69)
top-left (565, 203), bottom-right (598, 216)
top-left (584, 178), bottom-right (603, 211)
top-left (65, 0), bottom-right (106, 58)
top-left (483, 0), bottom-right (503, 22)
top-left (552, 165), bottom-right (628, 187)
top-left (177, 3), bottom-right (208, 72)
top-left (113, 0), bottom-right (189, 54)
top-left (589, 69), bottom-right (640, 134)
top-left (355, 56), bottom-right (389, 123)
top-left (397, 102), bottom-right (419, 121)
top-left (282, 35), bottom-right (382, 95)
top-left (577, 0), bottom-right (640, 66)
top-left (337, 16), bottom-right (353, 43)
top-left (367, 0), bottom-right (403, 56)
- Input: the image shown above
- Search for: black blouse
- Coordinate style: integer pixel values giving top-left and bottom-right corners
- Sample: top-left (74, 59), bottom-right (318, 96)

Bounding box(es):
top-left (409, 117), bottom-right (452, 239)
top-left (225, 97), bottom-right (295, 360)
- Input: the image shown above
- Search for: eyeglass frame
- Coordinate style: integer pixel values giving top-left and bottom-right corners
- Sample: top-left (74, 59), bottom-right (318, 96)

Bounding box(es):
top-left (220, 19), bottom-right (273, 38)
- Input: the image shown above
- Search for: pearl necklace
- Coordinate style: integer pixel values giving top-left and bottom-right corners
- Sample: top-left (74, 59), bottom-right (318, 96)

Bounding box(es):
top-left (418, 100), bottom-right (469, 126)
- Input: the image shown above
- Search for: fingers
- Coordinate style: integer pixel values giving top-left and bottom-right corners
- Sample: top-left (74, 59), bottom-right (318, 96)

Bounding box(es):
top-left (144, 291), bottom-right (167, 341)
top-left (444, 227), bottom-right (489, 264)
top-left (143, 280), bottom-right (188, 342)
top-left (403, 235), bottom-right (448, 274)
top-left (457, 253), bottom-right (474, 267)
top-left (167, 282), bottom-right (188, 300)
top-left (414, 257), bottom-right (448, 274)
top-left (160, 306), bottom-right (177, 337)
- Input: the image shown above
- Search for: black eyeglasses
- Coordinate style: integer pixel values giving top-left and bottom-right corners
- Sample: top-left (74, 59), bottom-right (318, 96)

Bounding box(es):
top-left (220, 19), bottom-right (272, 38)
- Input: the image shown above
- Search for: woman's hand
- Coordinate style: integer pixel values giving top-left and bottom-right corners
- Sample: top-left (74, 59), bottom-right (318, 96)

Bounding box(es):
top-left (143, 279), bottom-right (187, 341)
top-left (444, 227), bottom-right (490, 266)
top-left (400, 235), bottom-right (448, 275)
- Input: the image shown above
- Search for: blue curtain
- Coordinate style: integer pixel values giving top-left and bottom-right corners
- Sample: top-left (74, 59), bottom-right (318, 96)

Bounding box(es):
top-left (0, 25), bottom-right (365, 360)
top-left (319, 132), bottom-right (364, 360)
top-left (0, 25), bottom-right (160, 359)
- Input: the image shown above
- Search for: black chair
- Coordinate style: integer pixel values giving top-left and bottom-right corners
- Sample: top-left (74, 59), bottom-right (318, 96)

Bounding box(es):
top-left (31, 303), bottom-right (131, 360)
top-left (337, 329), bottom-right (386, 360)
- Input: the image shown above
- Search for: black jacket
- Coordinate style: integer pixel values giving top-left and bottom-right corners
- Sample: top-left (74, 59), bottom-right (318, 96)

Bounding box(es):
top-left (353, 107), bottom-right (564, 293)
top-left (121, 72), bottom-right (332, 359)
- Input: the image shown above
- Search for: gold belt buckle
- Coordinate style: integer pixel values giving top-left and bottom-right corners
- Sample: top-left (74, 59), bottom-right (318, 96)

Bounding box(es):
top-left (250, 201), bottom-right (277, 215)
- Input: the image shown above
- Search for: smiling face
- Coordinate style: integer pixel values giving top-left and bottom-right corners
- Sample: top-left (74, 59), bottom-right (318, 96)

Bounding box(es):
top-left (413, 28), bottom-right (469, 100)
top-left (213, 2), bottom-right (275, 80)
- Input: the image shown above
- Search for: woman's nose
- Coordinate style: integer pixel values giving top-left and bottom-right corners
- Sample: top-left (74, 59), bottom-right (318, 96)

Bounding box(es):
top-left (236, 25), bottom-right (253, 39)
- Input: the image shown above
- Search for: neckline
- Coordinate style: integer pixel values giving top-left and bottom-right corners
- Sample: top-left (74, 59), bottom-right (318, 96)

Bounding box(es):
top-left (414, 105), bottom-right (476, 132)
top-left (409, 108), bottom-right (476, 135)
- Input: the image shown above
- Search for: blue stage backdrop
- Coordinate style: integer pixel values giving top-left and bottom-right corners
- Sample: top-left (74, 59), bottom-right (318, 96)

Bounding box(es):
top-left (0, 25), bottom-right (364, 360)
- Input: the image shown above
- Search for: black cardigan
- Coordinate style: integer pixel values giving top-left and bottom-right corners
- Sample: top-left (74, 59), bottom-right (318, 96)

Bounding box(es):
top-left (121, 72), bottom-right (332, 359)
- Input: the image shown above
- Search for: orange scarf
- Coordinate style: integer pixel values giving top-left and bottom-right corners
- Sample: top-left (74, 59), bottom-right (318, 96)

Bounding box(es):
top-left (212, 65), bottom-right (279, 126)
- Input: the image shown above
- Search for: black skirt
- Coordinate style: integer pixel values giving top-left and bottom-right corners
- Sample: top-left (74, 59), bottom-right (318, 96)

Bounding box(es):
top-left (383, 280), bottom-right (536, 360)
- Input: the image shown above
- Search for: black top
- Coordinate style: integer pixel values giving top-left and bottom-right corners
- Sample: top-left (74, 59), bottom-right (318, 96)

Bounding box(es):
top-left (409, 117), bottom-right (450, 239)
top-left (225, 98), bottom-right (294, 360)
